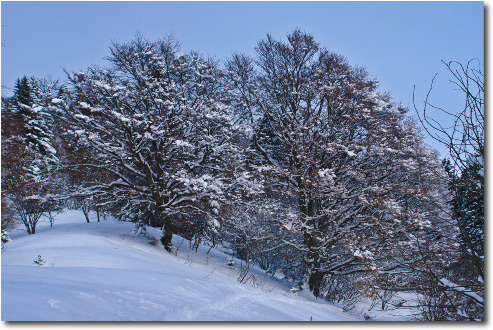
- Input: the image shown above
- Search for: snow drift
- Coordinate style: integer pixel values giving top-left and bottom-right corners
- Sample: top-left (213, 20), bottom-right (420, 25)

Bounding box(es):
top-left (2, 211), bottom-right (360, 321)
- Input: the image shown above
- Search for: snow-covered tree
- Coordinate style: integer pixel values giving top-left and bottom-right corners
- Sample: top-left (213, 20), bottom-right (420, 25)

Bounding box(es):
top-left (53, 35), bottom-right (250, 251)
top-left (2, 76), bottom-right (63, 235)
top-left (10, 76), bottom-right (59, 180)
top-left (1, 107), bottom-right (24, 236)
top-left (1, 102), bottom-right (50, 235)
top-left (226, 30), bottom-right (452, 298)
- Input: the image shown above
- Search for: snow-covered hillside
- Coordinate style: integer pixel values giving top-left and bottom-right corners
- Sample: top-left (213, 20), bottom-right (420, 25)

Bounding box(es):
top-left (2, 211), bottom-right (366, 321)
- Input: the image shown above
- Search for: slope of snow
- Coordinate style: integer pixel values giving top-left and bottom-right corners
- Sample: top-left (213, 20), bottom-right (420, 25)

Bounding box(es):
top-left (2, 210), bottom-right (362, 321)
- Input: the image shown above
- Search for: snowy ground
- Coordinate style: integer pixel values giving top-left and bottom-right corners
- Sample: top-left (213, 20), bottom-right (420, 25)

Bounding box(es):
top-left (1, 210), bottom-right (416, 321)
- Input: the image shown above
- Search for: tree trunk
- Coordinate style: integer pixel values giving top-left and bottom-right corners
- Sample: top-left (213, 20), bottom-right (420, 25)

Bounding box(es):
top-left (309, 270), bottom-right (324, 298)
top-left (82, 206), bottom-right (90, 223)
top-left (48, 210), bottom-right (55, 227)
top-left (161, 220), bottom-right (174, 252)
top-left (29, 222), bottom-right (36, 235)
top-left (300, 193), bottom-right (324, 297)
top-left (25, 222), bottom-right (33, 235)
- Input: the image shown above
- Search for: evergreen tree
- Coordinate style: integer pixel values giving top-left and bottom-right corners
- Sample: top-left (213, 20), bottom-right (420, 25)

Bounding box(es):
top-left (10, 76), bottom-right (58, 179)
top-left (2, 76), bottom-right (61, 235)
top-left (444, 159), bottom-right (484, 265)
top-left (11, 76), bottom-right (34, 114)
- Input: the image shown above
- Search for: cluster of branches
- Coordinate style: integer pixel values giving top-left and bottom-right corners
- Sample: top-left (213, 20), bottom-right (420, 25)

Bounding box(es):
top-left (1, 31), bottom-right (483, 321)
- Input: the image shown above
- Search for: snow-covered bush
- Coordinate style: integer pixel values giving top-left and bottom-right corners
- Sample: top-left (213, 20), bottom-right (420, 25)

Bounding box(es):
top-left (1, 229), bottom-right (10, 246)
top-left (33, 255), bottom-right (46, 266)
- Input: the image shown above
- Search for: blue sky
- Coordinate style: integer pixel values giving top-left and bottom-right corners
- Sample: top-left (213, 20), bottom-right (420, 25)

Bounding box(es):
top-left (1, 1), bottom-right (484, 157)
